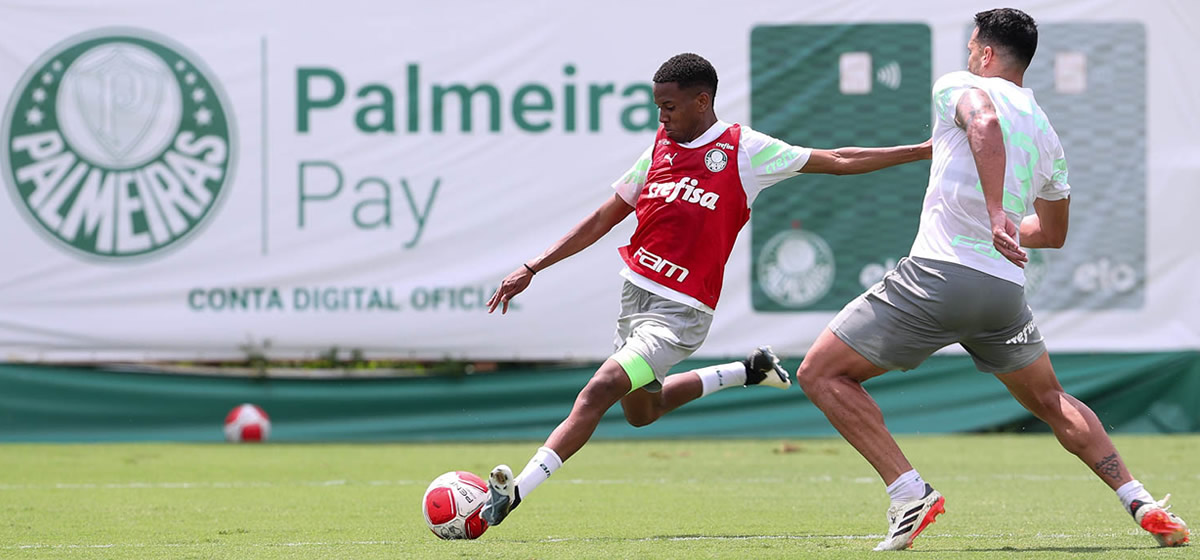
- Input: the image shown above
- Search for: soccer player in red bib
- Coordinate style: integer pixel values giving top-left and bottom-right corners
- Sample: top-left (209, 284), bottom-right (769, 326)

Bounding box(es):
top-left (480, 53), bottom-right (930, 528)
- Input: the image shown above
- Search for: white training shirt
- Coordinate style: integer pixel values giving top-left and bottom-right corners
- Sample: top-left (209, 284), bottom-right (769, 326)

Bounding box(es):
top-left (611, 120), bottom-right (813, 313)
top-left (909, 71), bottom-right (1071, 286)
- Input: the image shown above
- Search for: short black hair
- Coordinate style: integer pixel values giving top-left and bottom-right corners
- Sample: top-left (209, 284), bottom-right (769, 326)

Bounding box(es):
top-left (653, 53), bottom-right (718, 99)
top-left (974, 8), bottom-right (1038, 69)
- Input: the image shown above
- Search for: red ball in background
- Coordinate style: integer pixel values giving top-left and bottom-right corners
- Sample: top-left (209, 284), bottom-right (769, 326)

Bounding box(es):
top-left (224, 403), bottom-right (271, 442)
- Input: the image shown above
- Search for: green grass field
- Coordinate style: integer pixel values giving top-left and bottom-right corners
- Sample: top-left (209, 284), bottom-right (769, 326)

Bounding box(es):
top-left (1, 436), bottom-right (1194, 559)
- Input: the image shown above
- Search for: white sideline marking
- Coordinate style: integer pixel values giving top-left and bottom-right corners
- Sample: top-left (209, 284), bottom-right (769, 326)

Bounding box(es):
top-left (0, 472), bottom-right (1190, 491)
top-left (8, 541), bottom-right (396, 550)
top-left (546, 532), bottom-right (1137, 543)
top-left (0, 480), bottom-right (420, 490)
top-left (5, 532), bottom-right (1143, 550)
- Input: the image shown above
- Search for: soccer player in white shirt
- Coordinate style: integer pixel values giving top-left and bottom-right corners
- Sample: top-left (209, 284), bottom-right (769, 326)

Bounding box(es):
top-left (795, 8), bottom-right (1188, 550)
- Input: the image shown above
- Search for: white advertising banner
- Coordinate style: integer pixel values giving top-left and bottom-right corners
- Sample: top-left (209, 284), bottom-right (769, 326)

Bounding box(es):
top-left (1, 0), bottom-right (1197, 362)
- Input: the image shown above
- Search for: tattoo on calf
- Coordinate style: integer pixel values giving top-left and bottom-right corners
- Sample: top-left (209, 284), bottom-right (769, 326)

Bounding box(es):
top-left (1094, 453), bottom-right (1122, 480)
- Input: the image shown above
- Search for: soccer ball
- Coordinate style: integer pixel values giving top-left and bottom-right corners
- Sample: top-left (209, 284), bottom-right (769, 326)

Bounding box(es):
top-left (223, 403), bottom-right (271, 442)
top-left (422, 471), bottom-right (489, 539)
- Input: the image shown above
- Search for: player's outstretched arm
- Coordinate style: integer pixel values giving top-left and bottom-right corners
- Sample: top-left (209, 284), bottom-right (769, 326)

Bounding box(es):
top-left (486, 194), bottom-right (634, 314)
top-left (798, 139), bottom-right (931, 176)
top-left (1019, 197), bottom-right (1070, 248)
top-left (956, 87), bottom-right (1026, 267)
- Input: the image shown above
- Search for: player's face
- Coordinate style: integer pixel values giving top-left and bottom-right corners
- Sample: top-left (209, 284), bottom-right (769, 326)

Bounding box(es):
top-left (653, 81), bottom-right (707, 143)
top-left (966, 27), bottom-right (986, 75)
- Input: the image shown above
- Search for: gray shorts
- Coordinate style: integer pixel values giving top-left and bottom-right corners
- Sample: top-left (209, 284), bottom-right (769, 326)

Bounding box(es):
top-left (612, 281), bottom-right (712, 392)
top-left (829, 257), bottom-right (1046, 374)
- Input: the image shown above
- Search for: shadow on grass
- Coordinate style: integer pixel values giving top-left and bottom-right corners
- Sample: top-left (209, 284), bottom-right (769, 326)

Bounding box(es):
top-left (912, 546), bottom-right (1150, 553)
top-left (513, 534), bottom-right (879, 543)
top-left (514, 535), bottom-right (1166, 555)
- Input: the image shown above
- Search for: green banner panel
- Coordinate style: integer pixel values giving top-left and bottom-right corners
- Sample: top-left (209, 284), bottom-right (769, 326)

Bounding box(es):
top-left (1010, 23), bottom-right (1147, 309)
top-left (749, 24), bottom-right (932, 311)
top-left (1, 352), bottom-right (1197, 442)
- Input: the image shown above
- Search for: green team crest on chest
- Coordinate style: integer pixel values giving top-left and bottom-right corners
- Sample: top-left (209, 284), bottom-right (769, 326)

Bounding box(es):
top-left (3, 29), bottom-right (235, 260)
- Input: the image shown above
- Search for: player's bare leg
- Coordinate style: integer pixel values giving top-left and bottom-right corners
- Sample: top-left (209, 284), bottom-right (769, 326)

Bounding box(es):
top-left (539, 346), bottom-right (789, 460)
top-left (484, 348), bottom-right (790, 527)
top-left (621, 346), bottom-right (790, 427)
top-left (545, 359), bottom-right (632, 462)
top-left (796, 328), bottom-right (945, 550)
top-left (995, 352), bottom-right (1130, 487)
top-left (620, 374), bottom-right (701, 427)
top-left (996, 352), bottom-right (1189, 546)
top-left (482, 359), bottom-right (629, 527)
top-left (796, 328), bottom-right (909, 482)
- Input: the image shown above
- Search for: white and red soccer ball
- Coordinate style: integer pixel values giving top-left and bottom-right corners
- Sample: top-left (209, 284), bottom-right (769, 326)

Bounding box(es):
top-left (223, 403), bottom-right (271, 442)
top-left (422, 471), bottom-right (489, 539)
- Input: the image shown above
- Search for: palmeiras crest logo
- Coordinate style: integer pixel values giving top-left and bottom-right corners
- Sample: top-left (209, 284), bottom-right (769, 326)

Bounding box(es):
top-left (756, 229), bottom-right (835, 308)
top-left (3, 28), bottom-right (236, 260)
top-left (704, 148), bottom-right (727, 172)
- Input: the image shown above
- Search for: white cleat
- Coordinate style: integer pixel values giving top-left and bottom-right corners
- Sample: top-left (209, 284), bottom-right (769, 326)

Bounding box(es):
top-left (874, 484), bottom-right (946, 551)
top-left (480, 464), bottom-right (517, 527)
top-left (1132, 494), bottom-right (1189, 547)
top-left (744, 346), bottom-right (791, 390)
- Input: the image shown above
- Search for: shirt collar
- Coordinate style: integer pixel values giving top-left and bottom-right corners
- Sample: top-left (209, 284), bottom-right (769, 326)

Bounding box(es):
top-left (677, 120), bottom-right (730, 149)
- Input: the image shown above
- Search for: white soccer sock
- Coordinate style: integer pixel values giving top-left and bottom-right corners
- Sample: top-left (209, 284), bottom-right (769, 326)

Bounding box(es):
top-left (1116, 479), bottom-right (1155, 511)
top-left (514, 446), bottom-right (563, 501)
top-left (886, 469), bottom-right (927, 506)
top-left (696, 362), bottom-right (748, 397)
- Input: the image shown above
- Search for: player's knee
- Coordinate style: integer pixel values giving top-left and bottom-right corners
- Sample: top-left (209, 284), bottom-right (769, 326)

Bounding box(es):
top-left (795, 361), bottom-right (831, 392)
top-left (795, 363), bottom-right (813, 390)
top-left (578, 371), bottom-right (627, 411)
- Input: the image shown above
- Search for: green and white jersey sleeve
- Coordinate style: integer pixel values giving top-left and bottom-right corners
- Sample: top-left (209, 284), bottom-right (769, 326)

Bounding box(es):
top-left (612, 145), bottom-right (653, 207)
top-left (738, 125), bottom-right (812, 206)
top-left (911, 71), bottom-right (1071, 286)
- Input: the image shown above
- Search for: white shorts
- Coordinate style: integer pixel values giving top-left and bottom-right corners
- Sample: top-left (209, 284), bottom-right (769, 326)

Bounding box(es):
top-left (612, 281), bottom-right (712, 392)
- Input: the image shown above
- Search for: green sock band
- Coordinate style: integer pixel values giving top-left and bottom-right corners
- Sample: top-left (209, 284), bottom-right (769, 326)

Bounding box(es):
top-left (613, 349), bottom-right (655, 393)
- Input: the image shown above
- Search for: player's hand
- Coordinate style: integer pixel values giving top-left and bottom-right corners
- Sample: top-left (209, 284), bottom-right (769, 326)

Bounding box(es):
top-left (990, 210), bottom-right (1027, 268)
top-left (486, 265), bottom-right (535, 314)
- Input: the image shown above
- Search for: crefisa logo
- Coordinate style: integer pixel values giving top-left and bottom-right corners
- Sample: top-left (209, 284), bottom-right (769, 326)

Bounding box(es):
top-left (3, 28), bottom-right (235, 260)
